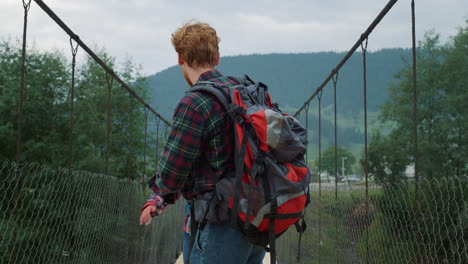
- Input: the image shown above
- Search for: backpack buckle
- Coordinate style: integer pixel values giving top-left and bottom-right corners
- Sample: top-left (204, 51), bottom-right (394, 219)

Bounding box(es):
top-left (227, 105), bottom-right (246, 124)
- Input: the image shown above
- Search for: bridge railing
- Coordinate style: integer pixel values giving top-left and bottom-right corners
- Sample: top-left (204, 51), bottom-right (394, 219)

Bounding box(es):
top-left (277, 176), bottom-right (468, 264)
top-left (2, 159), bottom-right (467, 263)
top-left (0, 160), bottom-right (185, 264)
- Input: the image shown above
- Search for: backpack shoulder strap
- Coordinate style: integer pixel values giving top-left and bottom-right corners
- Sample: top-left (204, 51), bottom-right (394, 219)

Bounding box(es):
top-left (189, 81), bottom-right (231, 109)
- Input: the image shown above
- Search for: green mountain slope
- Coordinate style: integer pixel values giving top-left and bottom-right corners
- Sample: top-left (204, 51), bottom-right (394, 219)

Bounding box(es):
top-left (146, 49), bottom-right (411, 159)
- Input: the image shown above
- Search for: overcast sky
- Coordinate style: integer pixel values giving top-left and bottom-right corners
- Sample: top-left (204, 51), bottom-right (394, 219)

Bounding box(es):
top-left (1, 0), bottom-right (467, 75)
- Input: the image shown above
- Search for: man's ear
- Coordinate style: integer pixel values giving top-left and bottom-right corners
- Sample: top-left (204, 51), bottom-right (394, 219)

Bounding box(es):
top-left (178, 53), bottom-right (184, 66)
top-left (214, 52), bottom-right (220, 66)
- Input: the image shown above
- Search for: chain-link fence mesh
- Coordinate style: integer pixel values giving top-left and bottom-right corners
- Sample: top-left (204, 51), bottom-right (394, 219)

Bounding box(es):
top-left (3, 159), bottom-right (466, 264)
top-left (277, 177), bottom-right (468, 264)
top-left (0, 160), bottom-right (185, 264)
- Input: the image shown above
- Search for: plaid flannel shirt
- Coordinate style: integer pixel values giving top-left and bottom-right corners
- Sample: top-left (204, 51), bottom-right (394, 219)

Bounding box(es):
top-left (142, 70), bottom-right (237, 224)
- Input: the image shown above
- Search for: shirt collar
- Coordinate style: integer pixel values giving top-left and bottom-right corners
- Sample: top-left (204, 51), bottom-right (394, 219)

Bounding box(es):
top-left (197, 69), bottom-right (222, 82)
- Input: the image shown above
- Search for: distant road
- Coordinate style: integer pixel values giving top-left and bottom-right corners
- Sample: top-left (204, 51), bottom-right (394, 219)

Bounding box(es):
top-left (310, 182), bottom-right (379, 191)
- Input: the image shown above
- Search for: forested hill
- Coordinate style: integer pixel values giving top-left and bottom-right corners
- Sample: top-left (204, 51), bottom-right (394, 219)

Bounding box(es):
top-left (146, 49), bottom-right (411, 157)
top-left (146, 48), bottom-right (411, 119)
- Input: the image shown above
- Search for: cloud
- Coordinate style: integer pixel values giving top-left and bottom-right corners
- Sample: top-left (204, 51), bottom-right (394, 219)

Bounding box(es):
top-left (1, 0), bottom-right (466, 75)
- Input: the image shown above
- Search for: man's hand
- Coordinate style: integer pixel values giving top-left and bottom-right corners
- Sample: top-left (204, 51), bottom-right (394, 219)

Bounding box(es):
top-left (139, 205), bottom-right (157, 225)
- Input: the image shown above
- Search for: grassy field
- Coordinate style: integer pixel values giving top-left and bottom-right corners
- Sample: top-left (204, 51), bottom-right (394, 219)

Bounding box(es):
top-left (276, 187), bottom-right (380, 264)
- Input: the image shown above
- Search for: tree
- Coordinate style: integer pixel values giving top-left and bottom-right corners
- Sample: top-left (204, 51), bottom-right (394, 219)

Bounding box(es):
top-left (0, 39), bottom-right (70, 166)
top-left (376, 22), bottom-right (468, 179)
top-left (72, 49), bottom-right (151, 179)
top-left (1, 39), bottom-right (155, 263)
top-left (366, 129), bottom-right (409, 185)
top-left (316, 146), bottom-right (356, 176)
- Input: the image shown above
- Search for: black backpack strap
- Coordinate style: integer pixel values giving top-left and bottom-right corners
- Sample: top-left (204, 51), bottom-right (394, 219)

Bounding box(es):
top-left (190, 81), bottom-right (231, 108)
top-left (295, 217), bottom-right (307, 261)
top-left (191, 81), bottom-right (246, 125)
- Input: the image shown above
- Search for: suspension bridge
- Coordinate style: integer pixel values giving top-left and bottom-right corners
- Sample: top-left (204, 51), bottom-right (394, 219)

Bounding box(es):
top-left (1, 0), bottom-right (467, 263)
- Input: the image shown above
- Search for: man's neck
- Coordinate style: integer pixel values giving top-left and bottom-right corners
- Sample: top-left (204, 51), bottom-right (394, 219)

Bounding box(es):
top-left (184, 65), bottom-right (214, 87)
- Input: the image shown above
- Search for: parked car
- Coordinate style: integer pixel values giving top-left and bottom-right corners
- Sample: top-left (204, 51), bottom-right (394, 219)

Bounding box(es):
top-left (341, 175), bottom-right (361, 183)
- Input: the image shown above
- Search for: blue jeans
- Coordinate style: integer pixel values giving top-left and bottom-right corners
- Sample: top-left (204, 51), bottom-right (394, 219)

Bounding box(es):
top-left (182, 222), bottom-right (266, 264)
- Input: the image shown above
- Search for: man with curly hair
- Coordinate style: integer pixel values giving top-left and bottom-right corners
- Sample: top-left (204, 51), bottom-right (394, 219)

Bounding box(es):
top-left (139, 21), bottom-right (266, 264)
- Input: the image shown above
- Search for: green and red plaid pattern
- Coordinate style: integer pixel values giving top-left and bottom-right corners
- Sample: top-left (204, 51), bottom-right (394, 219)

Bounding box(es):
top-left (147, 70), bottom-right (237, 200)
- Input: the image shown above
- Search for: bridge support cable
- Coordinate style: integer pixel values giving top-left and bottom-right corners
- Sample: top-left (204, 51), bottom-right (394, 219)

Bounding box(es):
top-left (155, 117), bottom-right (161, 171)
top-left (128, 94), bottom-right (135, 180)
top-left (32, 0), bottom-right (171, 127)
top-left (67, 38), bottom-right (79, 178)
top-left (143, 108), bottom-right (149, 183)
top-left (332, 72), bottom-right (339, 264)
top-left (332, 73), bottom-right (339, 201)
top-left (304, 104), bottom-right (310, 163)
top-left (411, 0), bottom-right (420, 262)
top-left (125, 94), bottom-right (135, 263)
top-left (360, 36), bottom-right (370, 264)
top-left (139, 104), bottom-right (151, 264)
top-left (105, 74), bottom-right (114, 176)
top-left (9, 2), bottom-right (32, 264)
top-left (64, 37), bottom-right (79, 261)
top-left (296, 103), bottom-right (310, 261)
top-left (317, 90), bottom-right (323, 264)
top-left (294, 0), bottom-right (398, 118)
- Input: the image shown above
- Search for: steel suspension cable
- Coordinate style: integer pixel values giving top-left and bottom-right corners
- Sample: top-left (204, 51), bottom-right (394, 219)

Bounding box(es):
top-left (296, 103), bottom-right (309, 262)
top-left (143, 108), bottom-right (149, 183)
top-left (67, 38), bottom-right (78, 176)
top-left (105, 73), bottom-right (113, 176)
top-left (411, 0), bottom-right (420, 262)
top-left (128, 94), bottom-right (135, 180)
top-left (65, 37), bottom-right (79, 262)
top-left (126, 94), bottom-right (135, 263)
top-left (9, 2), bottom-right (31, 263)
top-left (294, 0), bottom-right (398, 118)
top-left (304, 103), bottom-right (310, 163)
top-left (361, 36), bottom-right (370, 264)
top-left (155, 117), bottom-right (161, 171)
top-left (332, 72), bottom-right (339, 201)
top-left (317, 90), bottom-right (323, 264)
top-left (32, 0), bottom-right (171, 127)
top-left (164, 123), bottom-right (169, 140)
top-left (332, 72), bottom-right (339, 264)
top-left (16, 0), bottom-right (31, 169)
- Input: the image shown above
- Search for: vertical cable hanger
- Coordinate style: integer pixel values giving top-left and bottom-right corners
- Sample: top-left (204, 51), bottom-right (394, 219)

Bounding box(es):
top-left (360, 35), bottom-right (370, 264)
top-left (67, 38), bottom-right (79, 176)
top-left (164, 122), bottom-right (169, 140)
top-left (332, 71), bottom-right (339, 201)
top-left (10, 2), bottom-right (32, 263)
top-left (127, 93), bottom-right (135, 180)
top-left (295, 102), bottom-right (309, 262)
top-left (105, 73), bottom-right (113, 176)
top-left (411, 1), bottom-right (420, 262)
top-left (16, 0), bottom-right (31, 169)
top-left (125, 92), bottom-right (135, 264)
top-left (143, 107), bottom-right (149, 184)
top-left (304, 103), bottom-right (310, 163)
top-left (154, 117), bottom-right (161, 171)
top-left (64, 36), bottom-right (79, 261)
top-left (332, 71), bottom-right (339, 264)
top-left (317, 89), bottom-right (323, 264)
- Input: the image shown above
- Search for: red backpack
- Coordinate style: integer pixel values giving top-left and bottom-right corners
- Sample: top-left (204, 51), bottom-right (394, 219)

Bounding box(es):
top-left (191, 75), bottom-right (311, 263)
